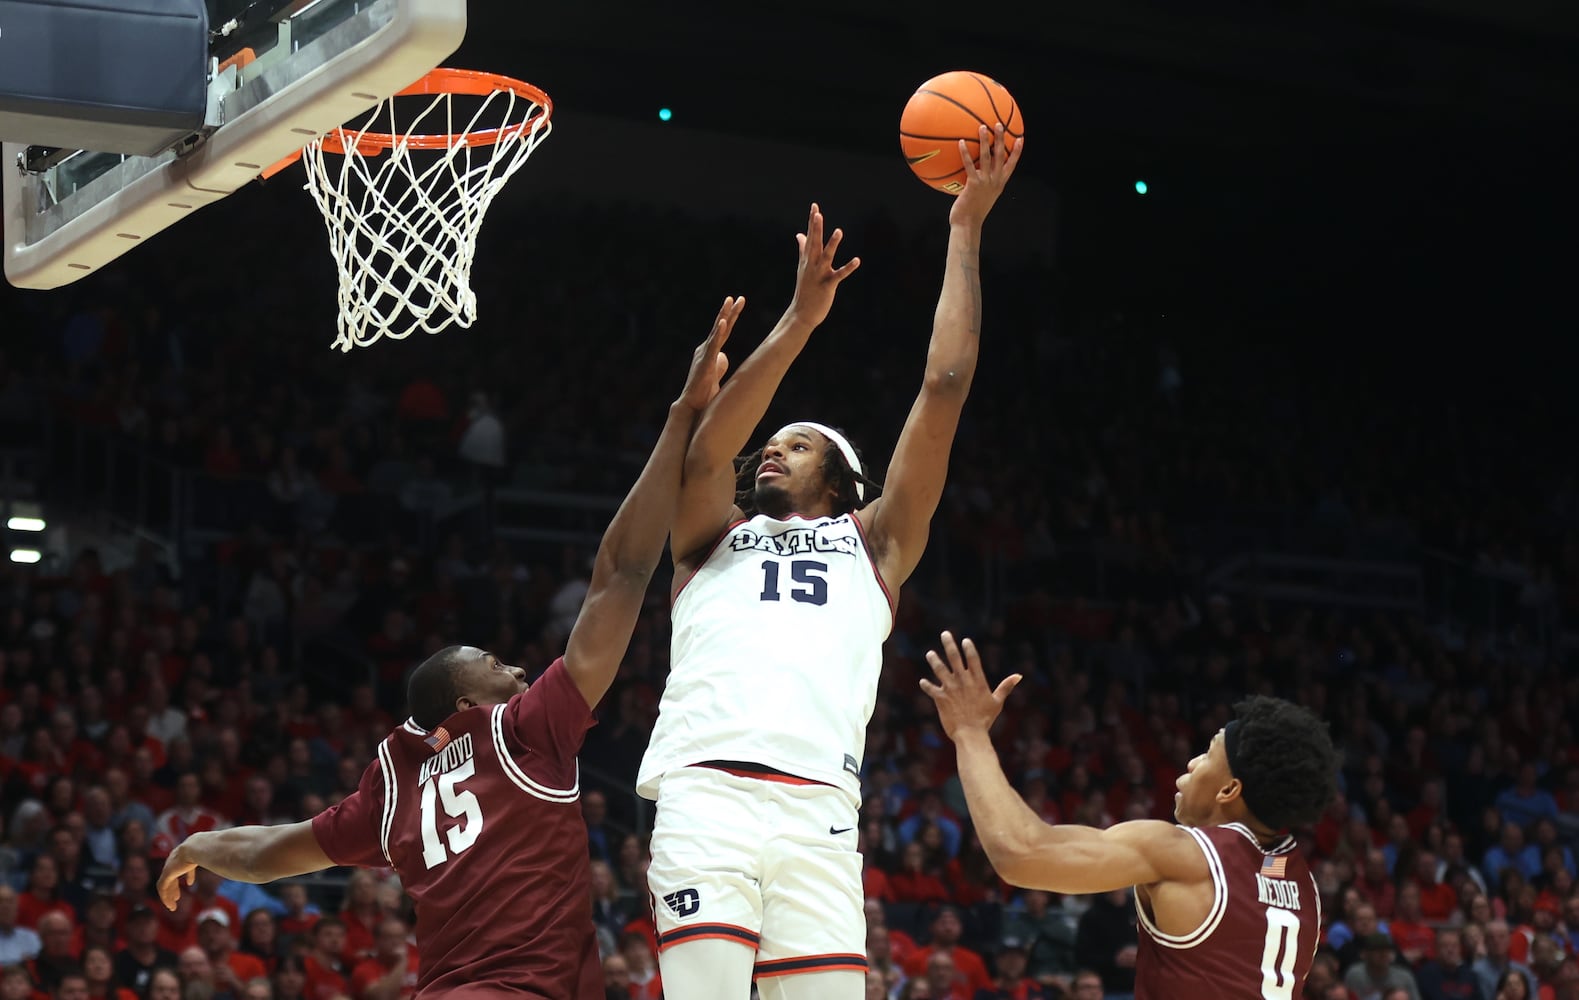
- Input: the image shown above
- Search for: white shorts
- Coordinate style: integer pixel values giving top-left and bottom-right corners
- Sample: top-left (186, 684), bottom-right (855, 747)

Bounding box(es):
top-left (647, 766), bottom-right (867, 981)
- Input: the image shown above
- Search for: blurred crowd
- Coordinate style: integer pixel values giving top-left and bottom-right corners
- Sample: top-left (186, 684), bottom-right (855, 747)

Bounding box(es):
top-left (1, 196), bottom-right (1576, 1000)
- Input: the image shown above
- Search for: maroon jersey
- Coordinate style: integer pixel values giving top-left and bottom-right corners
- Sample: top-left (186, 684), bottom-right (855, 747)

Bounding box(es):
top-left (1134, 823), bottom-right (1320, 1000)
top-left (312, 659), bottom-right (600, 999)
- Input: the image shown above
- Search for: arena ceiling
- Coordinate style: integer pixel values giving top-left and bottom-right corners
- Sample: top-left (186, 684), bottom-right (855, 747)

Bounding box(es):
top-left (466, 1), bottom-right (1579, 158)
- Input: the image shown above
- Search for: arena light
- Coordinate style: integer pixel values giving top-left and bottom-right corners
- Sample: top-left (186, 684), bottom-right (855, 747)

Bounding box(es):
top-left (10, 549), bottom-right (41, 564)
top-left (1134, 180), bottom-right (1149, 195)
top-left (658, 108), bottom-right (673, 122)
top-left (7, 516), bottom-right (45, 531)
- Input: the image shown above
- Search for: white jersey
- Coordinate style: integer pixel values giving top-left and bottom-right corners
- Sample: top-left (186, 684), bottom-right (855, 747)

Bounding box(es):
top-left (638, 513), bottom-right (893, 806)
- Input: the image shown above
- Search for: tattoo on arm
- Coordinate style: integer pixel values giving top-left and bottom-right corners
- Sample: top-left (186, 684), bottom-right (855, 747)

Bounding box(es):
top-left (960, 246), bottom-right (982, 337)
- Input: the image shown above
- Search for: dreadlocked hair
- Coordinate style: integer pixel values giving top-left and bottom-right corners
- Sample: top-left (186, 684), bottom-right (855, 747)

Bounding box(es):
top-left (733, 426), bottom-right (883, 518)
top-left (1229, 695), bottom-right (1340, 832)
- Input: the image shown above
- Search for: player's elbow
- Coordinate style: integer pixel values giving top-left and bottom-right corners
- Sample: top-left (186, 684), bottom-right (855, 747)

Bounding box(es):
top-left (922, 365), bottom-right (975, 399)
top-left (594, 545), bottom-right (659, 590)
top-left (977, 825), bottom-right (1045, 886)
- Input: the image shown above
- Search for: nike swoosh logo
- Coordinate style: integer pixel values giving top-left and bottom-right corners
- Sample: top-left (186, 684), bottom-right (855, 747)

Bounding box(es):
top-left (830, 826), bottom-right (854, 835)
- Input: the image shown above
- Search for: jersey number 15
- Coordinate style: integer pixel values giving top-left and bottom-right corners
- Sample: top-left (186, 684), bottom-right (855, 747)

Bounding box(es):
top-left (758, 559), bottom-right (828, 606)
top-left (419, 759), bottom-right (483, 869)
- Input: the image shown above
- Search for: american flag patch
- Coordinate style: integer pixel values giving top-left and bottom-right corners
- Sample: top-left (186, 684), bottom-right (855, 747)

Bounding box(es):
top-left (1262, 855), bottom-right (1287, 878)
top-left (424, 727), bottom-right (452, 753)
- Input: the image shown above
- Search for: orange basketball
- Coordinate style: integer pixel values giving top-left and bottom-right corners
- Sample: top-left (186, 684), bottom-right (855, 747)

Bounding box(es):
top-left (900, 71), bottom-right (1023, 194)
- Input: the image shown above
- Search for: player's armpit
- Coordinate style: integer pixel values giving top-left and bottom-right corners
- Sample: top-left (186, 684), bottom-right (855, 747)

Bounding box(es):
top-left (991, 820), bottom-right (1210, 896)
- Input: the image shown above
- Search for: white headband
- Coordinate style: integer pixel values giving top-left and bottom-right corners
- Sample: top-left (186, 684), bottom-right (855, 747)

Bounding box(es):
top-left (787, 421), bottom-right (865, 501)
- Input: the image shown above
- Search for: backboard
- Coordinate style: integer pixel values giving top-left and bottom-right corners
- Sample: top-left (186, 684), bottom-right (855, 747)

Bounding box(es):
top-left (3, 0), bottom-right (465, 290)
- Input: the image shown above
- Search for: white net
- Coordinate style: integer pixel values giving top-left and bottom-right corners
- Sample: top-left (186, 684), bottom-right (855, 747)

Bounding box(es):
top-left (301, 79), bottom-right (551, 352)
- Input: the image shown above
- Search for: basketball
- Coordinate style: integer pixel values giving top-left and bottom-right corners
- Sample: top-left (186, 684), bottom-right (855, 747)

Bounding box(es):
top-left (899, 71), bottom-right (1023, 194)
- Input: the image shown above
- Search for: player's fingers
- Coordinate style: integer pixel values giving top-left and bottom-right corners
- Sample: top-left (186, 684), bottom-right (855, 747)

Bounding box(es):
top-left (709, 297), bottom-right (732, 337)
top-left (958, 139), bottom-right (979, 182)
top-left (796, 233), bottom-right (807, 257)
top-left (962, 637), bottom-right (984, 672)
top-left (712, 298), bottom-right (735, 339)
top-left (925, 649), bottom-right (952, 677)
top-left (824, 226), bottom-right (845, 261)
top-left (1003, 135), bottom-right (1024, 177)
top-left (940, 630), bottom-right (965, 668)
top-left (994, 673), bottom-right (1024, 703)
top-left (807, 204), bottom-right (823, 254)
top-left (832, 256), bottom-right (861, 282)
top-left (713, 352), bottom-right (730, 383)
top-left (992, 124), bottom-right (1007, 170)
top-left (919, 678), bottom-right (944, 701)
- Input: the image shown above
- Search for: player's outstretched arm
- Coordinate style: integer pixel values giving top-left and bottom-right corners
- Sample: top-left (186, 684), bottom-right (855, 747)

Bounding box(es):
top-left (921, 631), bottom-right (1207, 895)
top-left (670, 204), bottom-right (860, 564)
top-left (865, 127), bottom-right (1022, 589)
top-left (563, 299), bottom-right (742, 708)
top-left (157, 822), bottom-right (332, 909)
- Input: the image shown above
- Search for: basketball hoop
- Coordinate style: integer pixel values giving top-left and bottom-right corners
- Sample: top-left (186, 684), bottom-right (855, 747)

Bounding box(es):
top-left (287, 68), bottom-right (553, 352)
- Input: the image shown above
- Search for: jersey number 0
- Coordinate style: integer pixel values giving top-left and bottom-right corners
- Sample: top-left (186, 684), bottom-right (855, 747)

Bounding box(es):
top-left (1259, 907), bottom-right (1300, 1000)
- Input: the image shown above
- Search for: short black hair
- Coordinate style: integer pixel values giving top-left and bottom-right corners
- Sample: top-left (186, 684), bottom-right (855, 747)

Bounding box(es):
top-left (1229, 695), bottom-right (1338, 832)
top-left (406, 646), bottom-right (474, 731)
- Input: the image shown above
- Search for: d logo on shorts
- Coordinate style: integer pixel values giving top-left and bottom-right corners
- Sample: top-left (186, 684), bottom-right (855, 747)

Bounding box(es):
top-left (662, 889), bottom-right (701, 918)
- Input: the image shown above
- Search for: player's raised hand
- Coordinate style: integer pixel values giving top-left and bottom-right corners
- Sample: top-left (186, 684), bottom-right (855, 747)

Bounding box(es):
top-left (920, 631), bottom-right (1022, 740)
top-left (156, 836), bottom-right (206, 910)
top-left (950, 125), bottom-right (1023, 228)
top-left (788, 202), bottom-right (861, 327)
top-left (679, 296), bottom-right (743, 411)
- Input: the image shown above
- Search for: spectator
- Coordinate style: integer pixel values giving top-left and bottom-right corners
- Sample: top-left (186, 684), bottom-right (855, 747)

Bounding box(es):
top-left (582, 790), bottom-right (613, 863)
top-left (1069, 969), bottom-right (1103, 1000)
top-left (347, 918), bottom-right (416, 1000)
top-left (117, 904), bottom-right (178, 997)
top-left (82, 944), bottom-right (137, 1000)
top-left (197, 910), bottom-right (265, 997)
top-left (300, 919), bottom-right (349, 1000)
top-left (19, 856), bottom-right (75, 928)
top-left (890, 842), bottom-right (951, 905)
top-left (905, 907), bottom-right (992, 997)
top-left (30, 911), bottom-right (83, 994)
top-left (975, 936), bottom-right (1045, 999)
top-left (150, 776), bottom-right (227, 860)
top-left (1495, 766), bottom-right (1558, 831)
top-left (1509, 899), bottom-right (1564, 966)
top-left (336, 872), bottom-right (382, 964)
top-left (1357, 850), bottom-right (1400, 920)
top-left (145, 968), bottom-right (181, 1000)
top-left (1415, 928), bottom-right (1483, 1000)
top-left (0, 884), bottom-right (42, 965)
top-left (1074, 889), bottom-right (1137, 998)
top-left (1345, 934), bottom-right (1422, 1000)
top-left (1, 968), bottom-right (34, 1000)
top-left (925, 950), bottom-right (971, 1000)
top-left (269, 958), bottom-right (306, 1000)
top-left (998, 889), bottom-right (1078, 988)
top-left (1483, 825), bottom-right (1541, 895)
top-left (1475, 922), bottom-right (1536, 1000)
top-left (1391, 883), bottom-right (1439, 965)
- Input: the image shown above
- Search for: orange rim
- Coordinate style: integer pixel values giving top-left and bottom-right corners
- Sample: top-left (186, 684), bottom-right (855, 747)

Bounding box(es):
top-left (262, 69), bottom-right (550, 178)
